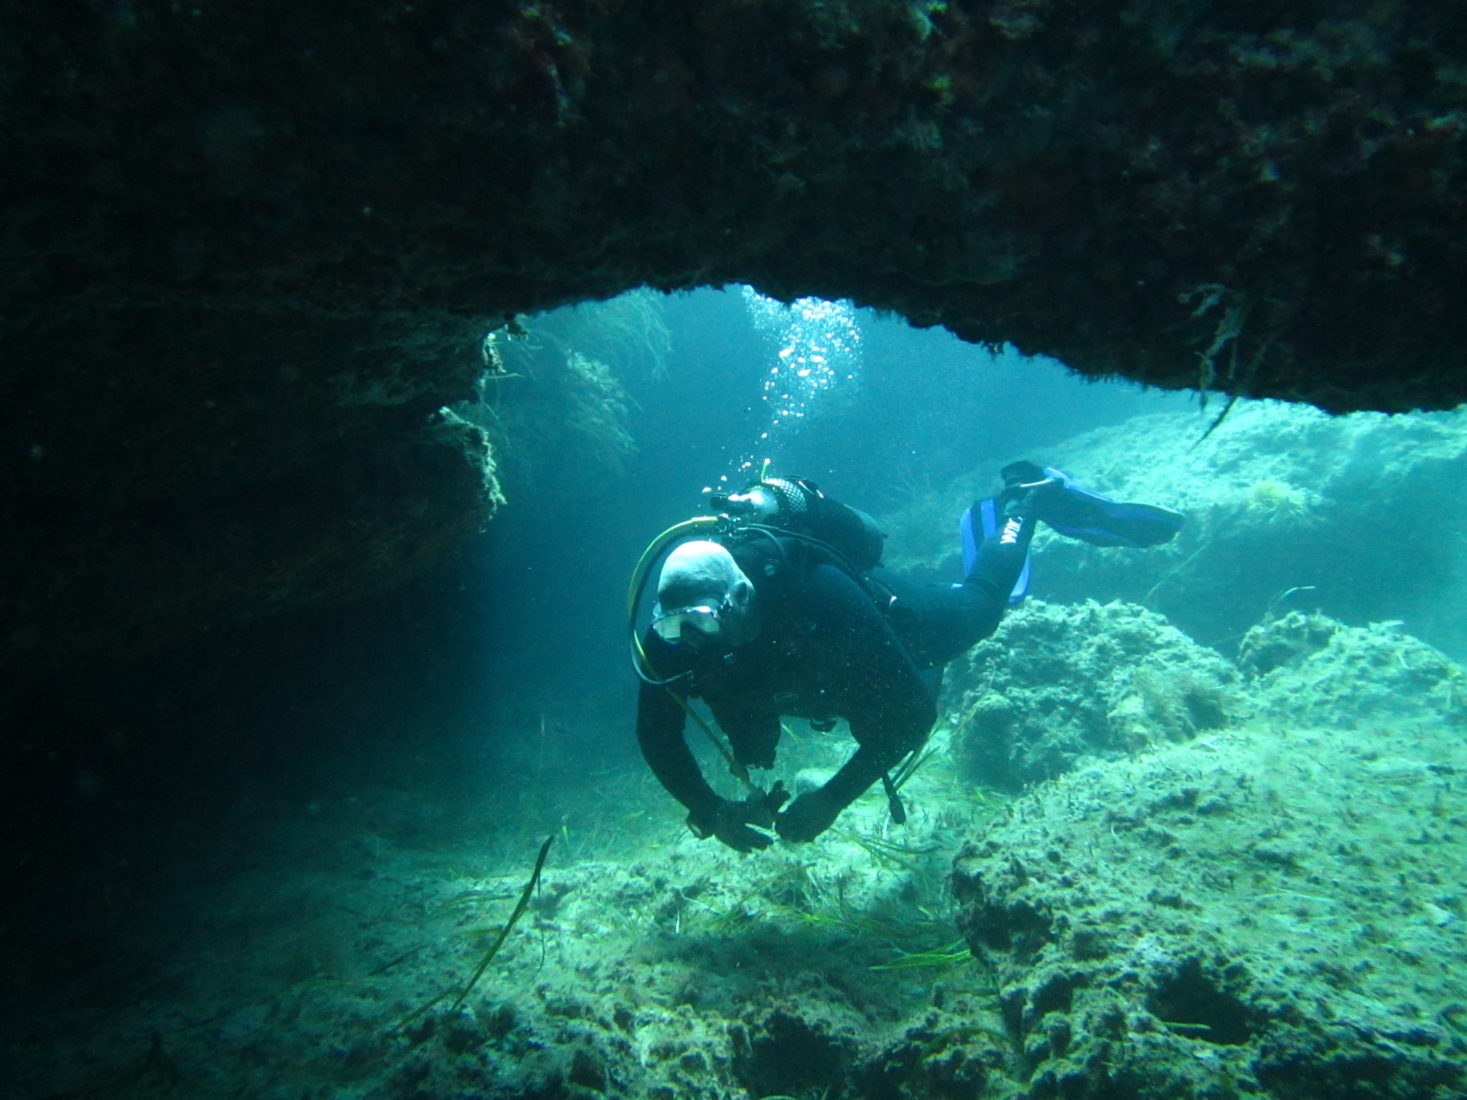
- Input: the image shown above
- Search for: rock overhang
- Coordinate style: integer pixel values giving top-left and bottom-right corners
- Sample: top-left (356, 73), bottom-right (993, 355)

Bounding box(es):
top-left (4, 0), bottom-right (1466, 681)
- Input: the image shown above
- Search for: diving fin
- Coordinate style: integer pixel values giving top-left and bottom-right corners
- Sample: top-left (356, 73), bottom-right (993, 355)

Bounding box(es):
top-left (961, 497), bottom-right (1032, 605)
top-left (1003, 462), bottom-right (1185, 548)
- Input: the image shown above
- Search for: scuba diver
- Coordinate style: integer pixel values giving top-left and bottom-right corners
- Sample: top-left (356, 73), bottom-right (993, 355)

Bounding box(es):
top-left (629, 462), bottom-right (1183, 852)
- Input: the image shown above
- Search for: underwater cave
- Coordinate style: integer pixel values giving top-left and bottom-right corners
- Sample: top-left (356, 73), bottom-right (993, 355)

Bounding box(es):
top-left (5, 3), bottom-right (1467, 1099)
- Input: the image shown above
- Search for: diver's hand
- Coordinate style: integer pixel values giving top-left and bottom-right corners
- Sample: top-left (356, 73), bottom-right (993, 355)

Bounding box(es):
top-left (689, 785), bottom-right (789, 853)
top-left (776, 788), bottom-right (843, 844)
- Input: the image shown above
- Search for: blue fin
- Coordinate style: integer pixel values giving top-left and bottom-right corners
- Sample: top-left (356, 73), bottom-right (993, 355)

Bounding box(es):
top-left (961, 499), bottom-right (1031, 604)
top-left (1039, 467), bottom-right (1185, 548)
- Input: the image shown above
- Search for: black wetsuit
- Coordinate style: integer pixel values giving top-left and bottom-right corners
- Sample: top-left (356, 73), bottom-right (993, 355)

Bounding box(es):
top-left (635, 500), bottom-right (1033, 832)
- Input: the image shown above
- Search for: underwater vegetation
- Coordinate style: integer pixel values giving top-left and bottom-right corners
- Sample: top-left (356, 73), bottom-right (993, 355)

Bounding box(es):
top-left (463, 294), bottom-right (668, 487)
top-left (1243, 478), bottom-right (1315, 525)
top-left (399, 835), bottom-right (554, 1029)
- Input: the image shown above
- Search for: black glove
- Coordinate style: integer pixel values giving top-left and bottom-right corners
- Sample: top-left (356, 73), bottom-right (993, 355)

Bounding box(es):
top-left (689, 784), bottom-right (789, 854)
top-left (775, 787), bottom-right (844, 844)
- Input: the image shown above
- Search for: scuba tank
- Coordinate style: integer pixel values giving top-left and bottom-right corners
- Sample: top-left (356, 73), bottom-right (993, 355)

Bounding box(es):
top-left (709, 475), bottom-right (886, 573)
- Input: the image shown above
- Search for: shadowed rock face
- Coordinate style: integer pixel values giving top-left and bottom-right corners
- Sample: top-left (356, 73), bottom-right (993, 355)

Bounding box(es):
top-left (3, 1), bottom-right (1465, 677)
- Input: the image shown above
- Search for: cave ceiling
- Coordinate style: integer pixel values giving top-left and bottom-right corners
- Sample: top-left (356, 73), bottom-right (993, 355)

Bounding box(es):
top-left (3, 0), bottom-right (1465, 683)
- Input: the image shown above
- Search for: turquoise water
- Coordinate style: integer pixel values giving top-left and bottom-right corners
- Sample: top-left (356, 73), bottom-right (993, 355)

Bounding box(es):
top-left (5, 289), bottom-right (1464, 1099)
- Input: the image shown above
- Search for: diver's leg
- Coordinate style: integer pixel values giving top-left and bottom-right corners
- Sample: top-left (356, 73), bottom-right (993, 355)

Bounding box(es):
top-left (881, 497), bottom-right (1038, 668)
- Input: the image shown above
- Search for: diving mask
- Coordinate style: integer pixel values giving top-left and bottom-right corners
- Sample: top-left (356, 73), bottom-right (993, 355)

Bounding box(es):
top-left (651, 599), bottom-right (730, 647)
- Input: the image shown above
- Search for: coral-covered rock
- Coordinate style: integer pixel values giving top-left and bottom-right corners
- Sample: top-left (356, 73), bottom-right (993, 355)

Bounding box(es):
top-left (952, 625), bottom-right (1467, 1098)
top-left (945, 599), bottom-right (1240, 789)
top-left (1240, 611), bottom-right (1467, 726)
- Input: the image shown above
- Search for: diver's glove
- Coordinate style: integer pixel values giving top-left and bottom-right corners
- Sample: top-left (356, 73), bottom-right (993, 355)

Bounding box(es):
top-left (775, 787), bottom-right (844, 844)
top-left (688, 783), bottom-right (789, 853)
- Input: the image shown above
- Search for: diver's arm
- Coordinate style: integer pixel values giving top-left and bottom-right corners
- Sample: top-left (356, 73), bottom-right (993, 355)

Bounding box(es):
top-left (776, 738), bottom-right (908, 843)
top-left (820, 741), bottom-right (898, 806)
top-left (777, 711), bottom-right (927, 842)
top-left (635, 680), bottom-right (720, 818)
top-left (777, 564), bottom-right (936, 842)
top-left (637, 680), bottom-right (783, 853)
